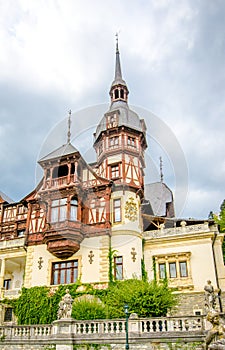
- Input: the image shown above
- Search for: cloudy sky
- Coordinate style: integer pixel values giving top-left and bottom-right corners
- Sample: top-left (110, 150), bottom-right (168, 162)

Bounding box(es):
top-left (0, 0), bottom-right (224, 219)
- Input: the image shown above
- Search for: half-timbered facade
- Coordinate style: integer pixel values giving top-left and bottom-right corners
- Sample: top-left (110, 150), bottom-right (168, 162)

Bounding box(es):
top-left (0, 41), bottom-right (225, 321)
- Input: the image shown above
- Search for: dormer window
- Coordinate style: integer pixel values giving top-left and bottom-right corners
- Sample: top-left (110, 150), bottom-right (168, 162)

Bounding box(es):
top-left (106, 113), bottom-right (118, 129)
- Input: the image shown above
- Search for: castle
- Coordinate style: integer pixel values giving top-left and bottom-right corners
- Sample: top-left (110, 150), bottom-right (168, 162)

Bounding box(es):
top-left (0, 40), bottom-right (224, 323)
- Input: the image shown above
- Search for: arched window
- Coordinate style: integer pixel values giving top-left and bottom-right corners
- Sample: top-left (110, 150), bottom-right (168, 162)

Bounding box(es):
top-left (70, 198), bottom-right (78, 221)
top-left (120, 89), bottom-right (124, 99)
top-left (115, 89), bottom-right (119, 99)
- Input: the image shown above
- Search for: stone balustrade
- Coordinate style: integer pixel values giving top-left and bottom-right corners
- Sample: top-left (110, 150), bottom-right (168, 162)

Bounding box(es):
top-left (144, 223), bottom-right (211, 238)
top-left (0, 315), bottom-right (205, 346)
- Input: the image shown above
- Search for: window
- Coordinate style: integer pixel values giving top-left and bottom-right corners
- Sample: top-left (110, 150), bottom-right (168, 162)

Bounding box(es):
top-left (109, 136), bottom-right (119, 148)
top-left (51, 198), bottom-right (67, 222)
top-left (154, 252), bottom-right (192, 288)
top-left (52, 164), bottom-right (68, 178)
top-left (169, 262), bottom-right (177, 278)
top-left (51, 260), bottom-right (78, 285)
top-left (113, 198), bottom-right (121, 223)
top-left (3, 279), bottom-right (11, 290)
top-left (115, 89), bottom-right (119, 99)
top-left (17, 230), bottom-right (25, 237)
top-left (70, 198), bottom-right (78, 221)
top-left (114, 256), bottom-right (123, 280)
top-left (107, 114), bottom-right (118, 128)
top-left (179, 261), bottom-right (188, 277)
top-left (159, 263), bottom-right (166, 279)
top-left (4, 308), bottom-right (13, 322)
top-left (127, 136), bottom-right (135, 147)
top-left (111, 164), bottom-right (119, 179)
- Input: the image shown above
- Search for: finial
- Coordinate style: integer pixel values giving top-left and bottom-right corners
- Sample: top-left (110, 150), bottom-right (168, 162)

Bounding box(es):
top-left (160, 156), bottom-right (164, 183)
top-left (67, 109), bottom-right (71, 144)
top-left (115, 32), bottom-right (119, 53)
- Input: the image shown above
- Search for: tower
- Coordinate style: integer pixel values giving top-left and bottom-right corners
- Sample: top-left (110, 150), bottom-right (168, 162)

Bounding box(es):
top-left (93, 39), bottom-right (147, 280)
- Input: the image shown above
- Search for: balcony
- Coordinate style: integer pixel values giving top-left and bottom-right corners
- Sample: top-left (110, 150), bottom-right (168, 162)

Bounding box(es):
top-left (0, 237), bottom-right (26, 250)
top-left (44, 220), bottom-right (84, 259)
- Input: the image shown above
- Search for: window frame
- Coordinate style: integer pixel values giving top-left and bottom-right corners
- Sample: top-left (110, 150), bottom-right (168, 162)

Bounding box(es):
top-left (70, 198), bottom-right (78, 221)
top-left (179, 261), bottom-right (188, 277)
top-left (51, 198), bottom-right (67, 222)
top-left (51, 260), bottom-right (78, 285)
top-left (113, 198), bottom-right (122, 223)
top-left (127, 136), bottom-right (136, 147)
top-left (3, 279), bottom-right (12, 290)
top-left (111, 164), bottom-right (120, 179)
top-left (114, 256), bottom-right (123, 280)
top-left (159, 263), bottom-right (166, 279)
top-left (169, 262), bottom-right (177, 278)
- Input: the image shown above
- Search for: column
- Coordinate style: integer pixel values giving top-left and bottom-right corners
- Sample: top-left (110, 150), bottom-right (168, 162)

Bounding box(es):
top-left (0, 258), bottom-right (5, 298)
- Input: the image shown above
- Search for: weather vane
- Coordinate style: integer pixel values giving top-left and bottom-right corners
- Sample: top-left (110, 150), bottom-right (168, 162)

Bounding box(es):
top-left (67, 109), bottom-right (71, 144)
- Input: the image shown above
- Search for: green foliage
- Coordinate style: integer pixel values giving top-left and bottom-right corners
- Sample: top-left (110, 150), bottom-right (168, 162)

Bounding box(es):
top-left (3, 283), bottom-right (80, 325)
top-left (214, 199), bottom-right (225, 233)
top-left (213, 199), bottom-right (225, 262)
top-left (72, 298), bottom-right (107, 320)
top-left (2, 278), bottom-right (176, 324)
top-left (107, 247), bottom-right (117, 283)
top-left (166, 340), bottom-right (202, 349)
top-left (102, 279), bottom-right (177, 318)
top-left (141, 258), bottom-right (148, 282)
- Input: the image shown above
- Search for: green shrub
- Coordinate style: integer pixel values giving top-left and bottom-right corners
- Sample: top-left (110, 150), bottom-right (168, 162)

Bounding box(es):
top-left (72, 298), bottom-right (107, 320)
top-left (2, 278), bottom-right (176, 324)
top-left (103, 279), bottom-right (177, 318)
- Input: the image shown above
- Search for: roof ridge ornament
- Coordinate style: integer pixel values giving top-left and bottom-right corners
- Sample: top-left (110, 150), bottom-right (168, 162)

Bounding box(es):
top-left (67, 109), bottom-right (72, 144)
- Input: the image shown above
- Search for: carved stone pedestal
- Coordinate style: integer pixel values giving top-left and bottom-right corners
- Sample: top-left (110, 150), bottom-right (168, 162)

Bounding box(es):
top-left (52, 319), bottom-right (74, 350)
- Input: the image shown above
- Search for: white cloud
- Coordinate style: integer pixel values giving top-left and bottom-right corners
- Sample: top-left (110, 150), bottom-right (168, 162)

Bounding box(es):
top-left (0, 0), bottom-right (224, 218)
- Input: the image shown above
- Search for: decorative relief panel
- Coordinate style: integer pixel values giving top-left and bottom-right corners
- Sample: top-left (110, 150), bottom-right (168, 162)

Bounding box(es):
top-left (125, 197), bottom-right (138, 222)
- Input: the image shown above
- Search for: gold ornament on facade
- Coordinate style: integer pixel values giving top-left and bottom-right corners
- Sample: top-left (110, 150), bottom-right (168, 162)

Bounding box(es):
top-left (125, 197), bottom-right (138, 222)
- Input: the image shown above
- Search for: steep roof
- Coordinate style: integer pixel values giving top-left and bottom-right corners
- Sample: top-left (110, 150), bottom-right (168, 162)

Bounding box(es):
top-left (38, 143), bottom-right (79, 163)
top-left (144, 182), bottom-right (175, 217)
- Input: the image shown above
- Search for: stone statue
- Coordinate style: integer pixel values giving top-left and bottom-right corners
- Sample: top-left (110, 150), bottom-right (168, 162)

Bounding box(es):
top-left (205, 280), bottom-right (217, 311)
top-left (204, 311), bottom-right (225, 349)
top-left (57, 289), bottom-right (73, 319)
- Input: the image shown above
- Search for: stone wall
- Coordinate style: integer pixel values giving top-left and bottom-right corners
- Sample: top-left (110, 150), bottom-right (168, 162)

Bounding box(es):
top-left (173, 291), bottom-right (225, 316)
top-left (0, 343), bottom-right (203, 350)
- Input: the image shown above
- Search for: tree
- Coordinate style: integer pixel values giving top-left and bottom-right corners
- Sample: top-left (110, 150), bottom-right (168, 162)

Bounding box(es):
top-left (214, 200), bottom-right (225, 262)
top-left (214, 200), bottom-right (225, 233)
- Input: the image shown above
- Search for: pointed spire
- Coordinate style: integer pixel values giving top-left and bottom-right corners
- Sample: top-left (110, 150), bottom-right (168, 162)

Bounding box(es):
top-left (160, 156), bottom-right (164, 183)
top-left (110, 34), bottom-right (129, 104)
top-left (67, 109), bottom-right (71, 144)
top-left (115, 33), bottom-right (122, 81)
